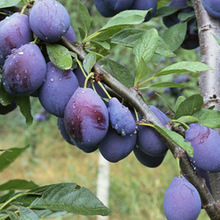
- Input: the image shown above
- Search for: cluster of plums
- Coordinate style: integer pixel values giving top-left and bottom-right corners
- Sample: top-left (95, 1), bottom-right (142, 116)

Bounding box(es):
top-left (202, 0), bottom-right (220, 19)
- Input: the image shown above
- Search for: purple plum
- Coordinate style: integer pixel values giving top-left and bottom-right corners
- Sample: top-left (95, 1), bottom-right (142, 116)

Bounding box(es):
top-left (94, 0), bottom-right (117, 17)
top-left (0, 13), bottom-right (32, 65)
top-left (39, 62), bottom-right (79, 117)
top-left (64, 88), bottom-right (109, 147)
top-left (64, 25), bottom-right (77, 42)
top-left (0, 100), bottom-right (17, 115)
top-left (2, 43), bottom-right (46, 96)
top-left (202, 0), bottom-right (220, 19)
top-left (107, 0), bottom-right (134, 11)
top-left (164, 176), bottom-right (201, 220)
top-left (185, 123), bottom-right (220, 172)
top-left (29, 0), bottom-right (70, 42)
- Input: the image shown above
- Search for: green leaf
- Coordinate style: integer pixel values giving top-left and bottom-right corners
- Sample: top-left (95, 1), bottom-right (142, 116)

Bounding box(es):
top-left (193, 109), bottom-right (220, 128)
top-left (108, 59), bottom-right (134, 87)
top-left (178, 12), bottom-right (195, 21)
top-left (135, 58), bottom-right (149, 86)
top-left (155, 61), bottom-right (212, 77)
top-left (0, 82), bottom-right (13, 106)
top-left (20, 207), bottom-right (39, 220)
top-left (93, 27), bottom-right (123, 41)
top-left (154, 125), bottom-right (193, 157)
top-left (30, 183), bottom-right (111, 216)
top-left (155, 6), bottom-right (180, 17)
top-left (155, 37), bottom-right (176, 57)
top-left (15, 96), bottom-right (33, 125)
top-left (100, 10), bottom-right (148, 31)
top-left (162, 22), bottom-right (187, 51)
top-left (91, 40), bottom-right (111, 50)
top-left (174, 96), bottom-right (186, 112)
top-left (0, 0), bottom-right (21, 8)
top-left (175, 116), bottom-right (198, 126)
top-left (149, 82), bottom-right (185, 88)
top-left (0, 180), bottom-right (38, 191)
top-left (83, 53), bottom-right (96, 74)
top-left (175, 94), bottom-right (203, 119)
top-left (0, 145), bottom-right (30, 172)
top-left (133, 28), bottom-right (159, 66)
top-left (77, 0), bottom-right (91, 36)
top-left (0, 190), bottom-right (15, 203)
top-left (0, 210), bottom-right (19, 220)
top-left (46, 44), bottom-right (72, 70)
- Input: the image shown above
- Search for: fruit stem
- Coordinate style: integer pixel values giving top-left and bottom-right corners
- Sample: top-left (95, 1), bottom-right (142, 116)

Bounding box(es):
top-left (172, 119), bottom-right (189, 130)
top-left (20, 3), bottom-right (29, 15)
top-left (97, 81), bottom-right (111, 100)
top-left (136, 75), bottom-right (156, 88)
top-left (176, 158), bottom-right (181, 177)
top-left (84, 72), bottom-right (94, 88)
top-left (75, 57), bottom-right (87, 78)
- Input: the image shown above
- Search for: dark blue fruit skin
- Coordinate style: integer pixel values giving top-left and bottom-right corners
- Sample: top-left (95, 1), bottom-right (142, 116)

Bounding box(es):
top-left (133, 146), bottom-right (166, 168)
top-left (94, 0), bottom-right (117, 17)
top-left (137, 105), bottom-right (169, 156)
top-left (98, 126), bottom-right (137, 162)
top-left (29, 0), bottom-right (70, 42)
top-left (2, 44), bottom-right (46, 96)
top-left (130, 0), bottom-right (158, 22)
top-left (202, 0), bottom-right (220, 19)
top-left (185, 123), bottom-right (220, 172)
top-left (0, 100), bottom-right (17, 115)
top-left (58, 118), bottom-right (98, 153)
top-left (108, 97), bottom-right (137, 135)
top-left (39, 62), bottom-right (79, 117)
top-left (64, 88), bottom-right (109, 147)
top-left (107, 0), bottom-right (134, 11)
top-left (164, 176), bottom-right (201, 220)
top-left (0, 13), bottom-right (32, 65)
top-left (64, 26), bottom-right (77, 42)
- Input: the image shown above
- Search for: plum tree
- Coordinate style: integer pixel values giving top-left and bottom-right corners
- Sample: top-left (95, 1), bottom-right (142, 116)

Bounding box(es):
top-left (0, 12), bottom-right (32, 65)
top-left (39, 62), bottom-right (79, 117)
top-left (164, 176), bottom-right (201, 220)
top-left (185, 123), bottom-right (220, 172)
top-left (2, 43), bottom-right (46, 96)
top-left (29, 0), bottom-right (70, 42)
top-left (64, 87), bottom-right (109, 147)
top-left (0, 100), bottom-right (16, 115)
top-left (201, 0), bottom-right (220, 19)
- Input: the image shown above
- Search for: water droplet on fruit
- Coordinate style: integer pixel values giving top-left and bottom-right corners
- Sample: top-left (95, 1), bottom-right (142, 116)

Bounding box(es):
top-left (18, 51), bottom-right (24, 55)
top-left (50, 78), bottom-right (54, 82)
top-left (121, 129), bottom-right (126, 136)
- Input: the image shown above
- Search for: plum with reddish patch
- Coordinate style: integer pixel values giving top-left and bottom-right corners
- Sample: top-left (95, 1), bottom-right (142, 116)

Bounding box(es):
top-left (2, 43), bottom-right (46, 96)
top-left (64, 88), bottom-right (109, 147)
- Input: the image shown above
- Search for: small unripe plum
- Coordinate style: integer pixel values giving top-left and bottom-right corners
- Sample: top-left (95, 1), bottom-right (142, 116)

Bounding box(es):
top-left (164, 176), bottom-right (201, 220)
top-left (2, 44), bottom-right (46, 96)
top-left (64, 26), bottom-right (77, 42)
top-left (130, 0), bottom-right (158, 22)
top-left (39, 62), bottom-right (79, 117)
top-left (185, 123), bottom-right (220, 172)
top-left (98, 126), bottom-right (137, 162)
top-left (108, 97), bottom-right (137, 135)
top-left (0, 13), bottom-right (32, 65)
top-left (0, 100), bottom-right (17, 115)
top-left (202, 0), bottom-right (220, 19)
top-left (133, 146), bottom-right (166, 168)
top-left (29, 0), bottom-right (70, 42)
top-left (137, 105), bottom-right (169, 156)
top-left (94, 0), bottom-right (116, 17)
top-left (64, 88), bottom-right (109, 147)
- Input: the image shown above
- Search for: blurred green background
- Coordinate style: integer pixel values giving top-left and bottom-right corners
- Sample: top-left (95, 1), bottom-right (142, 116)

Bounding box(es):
top-left (0, 0), bottom-right (209, 219)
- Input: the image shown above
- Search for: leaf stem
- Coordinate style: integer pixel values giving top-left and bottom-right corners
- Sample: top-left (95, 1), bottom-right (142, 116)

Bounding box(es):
top-left (84, 72), bottom-right (94, 88)
top-left (137, 75), bottom-right (156, 88)
top-left (97, 81), bottom-right (111, 100)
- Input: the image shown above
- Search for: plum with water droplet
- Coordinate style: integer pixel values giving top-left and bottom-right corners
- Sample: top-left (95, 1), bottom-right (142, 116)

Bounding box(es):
top-left (29, 0), bottom-right (70, 42)
top-left (39, 62), bottom-right (79, 117)
top-left (0, 12), bottom-right (32, 65)
top-left (185, 123), bottom-right (220, 172)
top-left (64, 88), bottom-right (109, 147)
top-left (98, 126), bottom-right (137, 162)
top-left (202, 0), bottom-right (220, 19)
top-left (164, 176), bottom-right (201, 220)
top-left (108, 97), bottom-right (137, 135)
top-left (2, 43), bottom-right (46, 96)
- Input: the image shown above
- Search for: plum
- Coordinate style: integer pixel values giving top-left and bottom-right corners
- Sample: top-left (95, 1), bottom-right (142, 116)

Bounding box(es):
top-left (64, 88), bottom-right (109, 147)
top-left (107, 0), bottom-right (134, 11)
top-left (64, 25), bottom-right (77, 42)
top-left (133, 146), bottom-right (166, 168)
top-left (29, 0), bottom-right (70, 42)
top-left (137, 105), bottom-right (169, 156)
top-left (185, 123), bottom-right (220, 172)
top-left (98, 126), bottom-right (137, 162)
top-left (94, 0), bottom-right (116, 17)
top-left (108, 97), bottom-right (137, 135)
top-left (39, 62), bottom-right (79, 117)
top-left (0, 12), bottom-right (32, 65)
top-left (2, 43), bottom-right (46, 96)
top-left (164, 176), bottom-right (201, 220)
top-left (202, 0), bottom-right (220, 19)
top-left (0, 100), bottom-right (17, 115)
top-left (130, 0), bottom-right (158, 22)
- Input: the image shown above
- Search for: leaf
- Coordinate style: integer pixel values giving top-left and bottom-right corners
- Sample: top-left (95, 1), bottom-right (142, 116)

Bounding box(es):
top-left (154, 125), bottom-right (193, 157)
top-left (100, 10), bottom-right (148, 31)
top-left (0, 190), bottom-right (15, 203)
top-left (175, 116), bottom-right (198, 126)
top-left (0, 82), bottom-right (13, 106)
top-left (155, 6), bottom-right (180, 17)
top-left (93, 27), bottom-right (123, 41)
top-left (30, 183), bottom-right (111, 216)
top-left (0, 145), bottom-right (30, 172)
top-left (77, 0), bottom-right (91, 36)
top-left (83, 53), bottom-right (96, 74)
top-left (193, 109), bottom-right (220, 128)
top-left (135, 58), bottom-right (149, 85)
top-left (46, 44), bottom-right (72, 70)
top-left (0, 180), bottom-right (38, 191)
top-left (0, 0), bottom-right (21, 8)
top-left (133, 28), bottom-right (159, 66)
top-left (178, 12), bottom-right (195, 21)
top-left (175, 94), bottom-right (203, 119)
top-left (108, 59), bottom-right (134, 87)
top-left (15, 96), bottom-right (33, 125)
top-left (150, 82), bottom-right (185, 88)
top-left (91, 40), bottom-right (111, 50)
top-left (162, 22), bottom-right (187, 51)
top-left (174, 96), bottom-right (186, 112)
top-left (20, 207), bottom-right (39, 220)
top-left (155, 61), bottom-right (212, 77)
top-left (0, 210), bottom-right (19, 220)
top-left (155, 37), bottom-right (175, 57)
